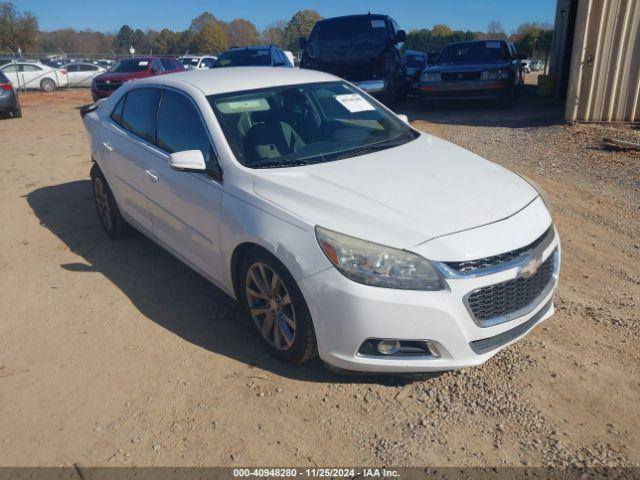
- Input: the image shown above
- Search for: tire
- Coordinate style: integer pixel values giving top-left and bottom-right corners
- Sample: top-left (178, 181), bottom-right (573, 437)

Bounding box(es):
top-left (239, 248), bottom-right (317, 364)
top-left (90, 164), bottom-right (133, 239)
top-left (11, 106), bottom-right (22, 118)
top-left (40, 78), bottom-right (56, 92)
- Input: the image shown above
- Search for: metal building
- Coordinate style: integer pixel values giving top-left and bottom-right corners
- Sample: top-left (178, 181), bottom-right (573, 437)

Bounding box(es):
top-left (550, 0), bottom-right (640, 122)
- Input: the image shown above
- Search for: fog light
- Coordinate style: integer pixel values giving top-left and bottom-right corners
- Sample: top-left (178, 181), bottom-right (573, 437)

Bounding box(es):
top-left (377, 340), bottom-right (401, 355)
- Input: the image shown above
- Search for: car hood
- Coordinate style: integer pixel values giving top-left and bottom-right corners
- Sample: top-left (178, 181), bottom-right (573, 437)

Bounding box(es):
top-left (94, 71), bottom-right (150, 82)
top-left (252, 134), bottom-right (538, 249)
top-left (426, 61), bottom-right (511, 73)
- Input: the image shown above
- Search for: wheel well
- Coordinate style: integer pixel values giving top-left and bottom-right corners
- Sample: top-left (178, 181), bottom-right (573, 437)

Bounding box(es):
top-left (230, 242), bottom-right (266, 299)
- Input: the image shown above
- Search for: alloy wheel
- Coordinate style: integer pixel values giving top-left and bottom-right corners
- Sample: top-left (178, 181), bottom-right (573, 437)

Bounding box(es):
top-left (245, 262), bottom-right (296, 350)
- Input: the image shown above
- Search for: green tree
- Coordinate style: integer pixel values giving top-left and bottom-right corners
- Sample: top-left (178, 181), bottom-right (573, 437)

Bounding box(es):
top-left (227, 18), bottom-right (258, 47)
top-left (190, 12), bottom-right (217, 33)
top-left (283, 9), bottom-right (322, 51)
top-left (116, 24), bottom-right (135, 52)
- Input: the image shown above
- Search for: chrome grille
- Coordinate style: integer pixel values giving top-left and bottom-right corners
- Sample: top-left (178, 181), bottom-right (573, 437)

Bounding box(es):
top-left (466, 252), bottom-right (555, 323)
top-left (446, 227), bottom-right (552, 273)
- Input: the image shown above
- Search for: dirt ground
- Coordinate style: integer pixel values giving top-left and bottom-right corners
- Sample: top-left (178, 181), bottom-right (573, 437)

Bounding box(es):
top-left (0, 86), bottom-right (638, 468)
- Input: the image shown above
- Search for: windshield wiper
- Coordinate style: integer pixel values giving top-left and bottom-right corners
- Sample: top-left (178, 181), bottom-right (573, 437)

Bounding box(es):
top-left (325, 136), bottom-right (409, 162)
top-left (251, 159), bottom-right (318, 169)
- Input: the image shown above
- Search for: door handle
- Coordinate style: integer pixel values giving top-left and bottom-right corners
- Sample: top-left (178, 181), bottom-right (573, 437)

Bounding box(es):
top-left (145, 169), bottom-right (159, 182)
top-left (101, 142), bottom-right (113, 152)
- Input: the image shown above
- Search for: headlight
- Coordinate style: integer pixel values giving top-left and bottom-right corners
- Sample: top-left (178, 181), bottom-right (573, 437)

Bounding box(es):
top-left (315, 226), bottom-right (445, 291)
top-left (481, 69), bottom-right (510, 80)
top-left (421, 72), bottom-right (441, 82)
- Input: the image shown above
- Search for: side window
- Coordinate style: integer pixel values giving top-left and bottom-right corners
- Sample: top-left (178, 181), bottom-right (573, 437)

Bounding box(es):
top-left (22, 65), bottom-right (41, 72)
top-left (110, 95), bottom-right (126, 125)
top-left (156, 89), bottom-right (217, 169)
top-left (160, 58), bottom-right (175, 71)
top-left (202, 58), bottom-right (216, 68)
top-left (119, 88), bottom-right (162, 142)
top-left (2, 65), bottom-right (18, 73)
top-left (151, 59), bottom-right (163, 72)
top-left (67, 64), bottom-right (80, 72)
top-left (79, 64), bottom-right (97, 71)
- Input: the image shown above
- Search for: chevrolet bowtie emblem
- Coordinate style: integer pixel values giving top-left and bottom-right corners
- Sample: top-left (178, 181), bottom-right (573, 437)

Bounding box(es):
top-left (518, 254), bottom-right (543, 279)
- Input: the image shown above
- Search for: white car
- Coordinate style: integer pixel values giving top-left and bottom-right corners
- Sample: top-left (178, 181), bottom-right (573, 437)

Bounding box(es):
top-left (0, 61), bottom-right (69, 91)
top-left (65, 62), bottom-right (106, 87)
top-left (178, 55), bottom-right (218, 70)
top-left (81, 68), bottom-right (560, 373)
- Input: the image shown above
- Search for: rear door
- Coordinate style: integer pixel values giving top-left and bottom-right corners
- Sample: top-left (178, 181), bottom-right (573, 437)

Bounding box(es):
top-left (144, 88), bottom-right (224, 280)
top-left (98, 87), bottom-right (162, 233)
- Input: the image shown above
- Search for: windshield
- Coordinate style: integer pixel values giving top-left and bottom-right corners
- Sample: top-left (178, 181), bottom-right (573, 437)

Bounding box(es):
top-left (307, 18), bottom-right (390, 62)
top-left (109, 59), bottom-right (150, 73)
top-left (209, 81), bottom-right (417, 169)
top-left (216, 49), bottom-right (271, 67)
top-left (437, 41), bottom-right (511, 64)
top-left (180, 57), bottom-right (199, 66)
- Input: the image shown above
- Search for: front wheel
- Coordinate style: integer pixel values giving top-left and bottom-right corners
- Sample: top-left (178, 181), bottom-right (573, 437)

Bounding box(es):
top-left (239, 248), bottom-right (317, 364)
top-left (40, 78), bottom-right (56, 92)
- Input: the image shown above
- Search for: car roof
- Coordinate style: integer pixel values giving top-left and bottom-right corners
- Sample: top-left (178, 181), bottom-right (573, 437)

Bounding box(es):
top-left (227, 45), bottom-right (274, 51)
top-left (134, 67), bottom-right (339, 96)
top-left (318, 13), bottom-right (388, 24)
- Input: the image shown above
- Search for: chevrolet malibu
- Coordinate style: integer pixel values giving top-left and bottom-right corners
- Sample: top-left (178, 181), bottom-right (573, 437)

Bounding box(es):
top-left (81, 67), bottom-right (560, 373)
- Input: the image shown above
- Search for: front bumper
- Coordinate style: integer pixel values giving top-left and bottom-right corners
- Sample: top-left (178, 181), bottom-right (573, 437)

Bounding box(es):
top-left (418, 80), bottom-right (511, 100)
top-left (299, 217), bottom-right (560, 373)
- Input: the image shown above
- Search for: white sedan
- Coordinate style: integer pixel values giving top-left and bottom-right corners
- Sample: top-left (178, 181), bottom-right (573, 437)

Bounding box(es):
top-left (65, 62), bottom-right (106, 87)
top-left (81, 67), bottom-right (560, 373)
top-left (0, 61), bottom-right (68, 91)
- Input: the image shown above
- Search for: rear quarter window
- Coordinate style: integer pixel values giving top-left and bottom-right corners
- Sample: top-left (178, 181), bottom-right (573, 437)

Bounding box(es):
top-left (116, 88), bottom-right (161, 142)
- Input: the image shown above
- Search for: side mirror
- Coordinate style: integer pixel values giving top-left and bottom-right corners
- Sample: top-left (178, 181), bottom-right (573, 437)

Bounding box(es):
top-left (298, 37), bottom-right (307, 49)
top-left (397, 114), bottom-right (409, 124)
top-left (169, 150), bottom-right (206, 172)
top-left (395, 30), bottom-right (406, 44)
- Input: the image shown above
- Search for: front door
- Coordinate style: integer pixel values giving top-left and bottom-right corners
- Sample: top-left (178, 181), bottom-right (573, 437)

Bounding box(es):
top-left (145, 89), bottom-right (224, 281)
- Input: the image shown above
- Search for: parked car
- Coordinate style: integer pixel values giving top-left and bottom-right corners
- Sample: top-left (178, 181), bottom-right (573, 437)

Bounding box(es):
top-left (0, 61), bottom-right (68, 92)
top-left (39, 58), bottom-right (66, 69)
top-left (0, 71), bottom-right (21, 118)
top-left (178, 55), bottom-right (218, 70)
top-left (404, 50), bottom-right (428, 94)
top-left (418, 40), bottom-right (524, 108)
top-left (90, 56), bottom-right (183, 101)
top-left (529, 60), bottom-right (545, 71)
top-left (426, 52), bottom-right (440, 65)
top-left (299, 13), bottom-right (407, 105)
top-left (95, 59), bottom-right (116, 69)
top-left (0, 58), bottom-right (13, 67)
top-left (214, 46), bottom-right (293, 68)
top-left (81, 67), bottom-right (560, 373)
top-left (65, 62), bottom-right (106, 87)
top-left (521, 59), bottom-right (532, 74)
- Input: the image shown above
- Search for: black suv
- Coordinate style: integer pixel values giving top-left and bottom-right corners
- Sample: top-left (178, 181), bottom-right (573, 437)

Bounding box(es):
top-left (299, 14), bottom-right (406, 105)
top-left (418, 40), bottom-right (524, 107)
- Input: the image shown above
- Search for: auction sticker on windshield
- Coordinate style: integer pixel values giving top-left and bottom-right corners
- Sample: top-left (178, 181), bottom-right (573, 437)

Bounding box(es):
top-left (334, 93), bottom-right (375, 113)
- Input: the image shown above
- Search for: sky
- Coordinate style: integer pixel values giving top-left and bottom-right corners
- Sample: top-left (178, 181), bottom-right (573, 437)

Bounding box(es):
top-left (19, 0), bottom-right (556, 33)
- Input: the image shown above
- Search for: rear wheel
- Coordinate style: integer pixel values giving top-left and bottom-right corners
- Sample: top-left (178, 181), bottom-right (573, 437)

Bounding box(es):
top-left (239, 248), bottom-right (317, 364)
top-left (90, 164), bottom-right (133, 239)
top-left (11, 106), bottom-right (22, 118)
top-left (40, 78), bottom-right (56, 92)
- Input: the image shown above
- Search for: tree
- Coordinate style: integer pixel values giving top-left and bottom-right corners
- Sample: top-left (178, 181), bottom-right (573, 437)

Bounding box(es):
top-left (261, 19), bottom-right (287, 47)
top-left (190, 12), bottom-right (217, 33)
top-left (0, 2), bottom-right (39, 51)
top-left (283, 9), bottom-right (322, 51)
top-left (511, 22), bottom-right (553, 59)
top-left (115, 24), bottom-right (135, 52)
top-left (487, 20), bottom-right (507, 40)
top-left (197, 20), bottom-right (228, 54)
top-left (227, 19), bottom-right (258, 47)
top-left (431, 24), bottom-right (453, 37)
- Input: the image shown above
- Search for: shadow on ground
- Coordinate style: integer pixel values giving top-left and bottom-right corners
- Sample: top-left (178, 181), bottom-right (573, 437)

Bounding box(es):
top-left (27, 180), bottom-right (438, 385)
top-left (399, 84), bottom-right (565, 128)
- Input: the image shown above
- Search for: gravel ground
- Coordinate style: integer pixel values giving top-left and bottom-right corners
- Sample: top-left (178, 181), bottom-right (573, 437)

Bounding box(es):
top-left (0, 88), bottom-right (638, 468)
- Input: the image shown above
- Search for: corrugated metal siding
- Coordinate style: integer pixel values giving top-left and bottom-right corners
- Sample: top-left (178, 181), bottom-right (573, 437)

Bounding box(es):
top-left (566, 0), bottom-right (640, 121)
